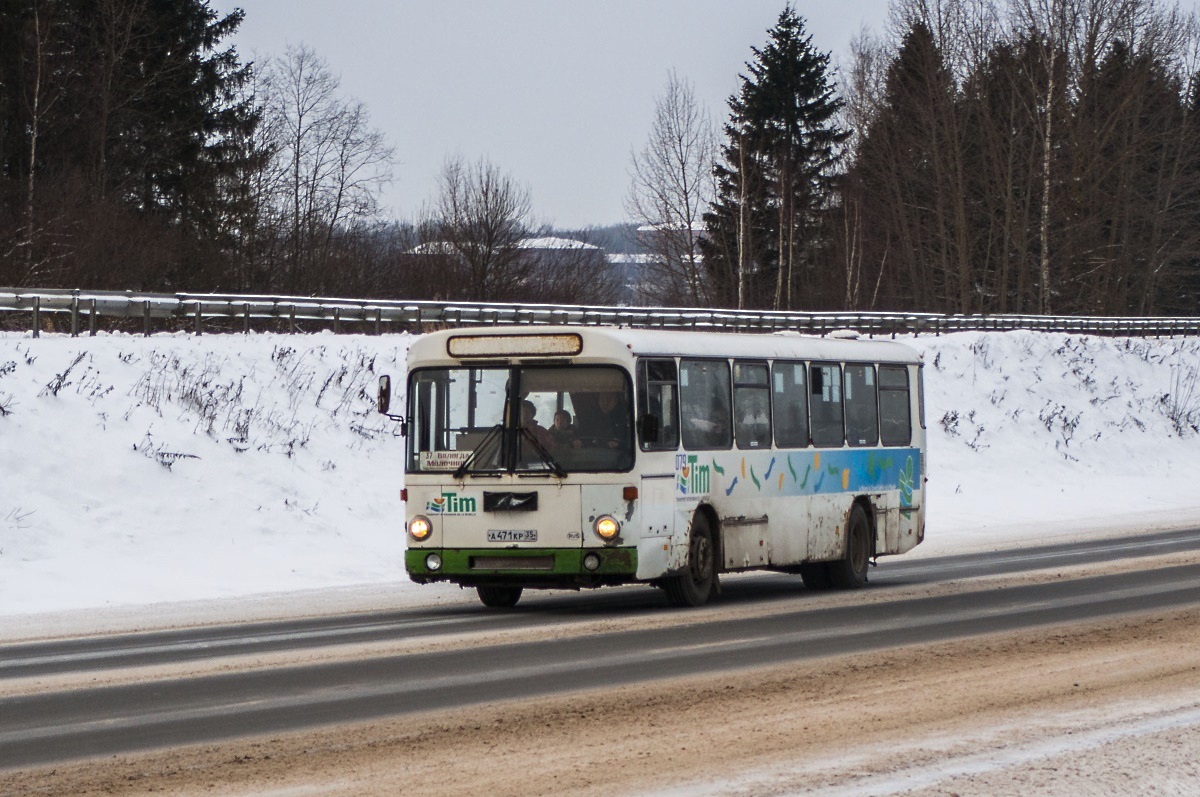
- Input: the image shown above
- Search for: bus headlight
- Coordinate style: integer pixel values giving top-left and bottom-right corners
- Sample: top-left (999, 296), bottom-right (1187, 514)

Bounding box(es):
top-left (409, 516), bottom-right (432, 542)
top-left (594, 515), bottom-right (620, 541)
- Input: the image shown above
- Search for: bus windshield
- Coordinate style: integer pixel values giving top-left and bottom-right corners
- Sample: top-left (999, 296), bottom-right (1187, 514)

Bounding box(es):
top-left (407, 365), bottom-right (634, 474)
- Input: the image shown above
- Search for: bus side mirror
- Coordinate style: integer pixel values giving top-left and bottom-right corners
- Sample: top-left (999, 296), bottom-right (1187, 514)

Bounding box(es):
top-left (377, 375), bottom-right (392, 414)
top-left (377, 375), bottom-right (407, 435)
top-left (639, 413), bottom-right (660, 443)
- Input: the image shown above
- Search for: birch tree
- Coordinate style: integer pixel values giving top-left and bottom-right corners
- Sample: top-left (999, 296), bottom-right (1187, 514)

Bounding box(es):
top-left (626, 70), bottom-right (716, 306)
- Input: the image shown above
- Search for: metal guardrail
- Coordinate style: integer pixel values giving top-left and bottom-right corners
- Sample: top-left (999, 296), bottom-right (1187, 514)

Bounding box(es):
top-left (2, 287), bottom-right (1199, 338)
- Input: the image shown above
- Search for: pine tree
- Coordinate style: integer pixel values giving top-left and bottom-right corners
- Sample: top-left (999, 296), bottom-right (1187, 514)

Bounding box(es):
top-left (0, 0), bottom-right (259, 288)
top-left (702, 6), bottom-right (848, 309)
top-left (92, 2), bottom-right (259, 236)
top-left (957, 36), bottom-right (1053, 314)
top-left (1069, 41), bottom-right (1198, 315)
top-left (848, 21), bottom-right (957, 311)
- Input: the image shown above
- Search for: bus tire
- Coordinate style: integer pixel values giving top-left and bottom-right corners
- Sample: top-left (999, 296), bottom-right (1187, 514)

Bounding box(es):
top-left (798, 562), bottom-right (833, 590)
top-left (829, 503), bottom-right (871, 589)
top-left (477, 585), bottom-right (523, 608)
top-left (664, 513), bottom-right (717, 607)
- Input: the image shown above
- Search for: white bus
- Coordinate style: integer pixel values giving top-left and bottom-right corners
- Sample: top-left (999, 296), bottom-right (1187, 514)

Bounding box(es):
top-left (377, 326), bottom-right (925, 608)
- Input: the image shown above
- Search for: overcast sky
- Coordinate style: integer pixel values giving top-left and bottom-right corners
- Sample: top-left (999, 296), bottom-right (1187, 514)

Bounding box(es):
top-left (210, 1), bottom-right (893, 228)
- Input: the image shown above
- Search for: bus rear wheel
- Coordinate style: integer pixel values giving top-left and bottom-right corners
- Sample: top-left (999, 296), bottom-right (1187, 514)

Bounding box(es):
top-left (828, 503), bottom-right (871, 589)
top-left (664, 514), bottom-right (717, 607)
top-left (477, 585), bottom-right (523, 608)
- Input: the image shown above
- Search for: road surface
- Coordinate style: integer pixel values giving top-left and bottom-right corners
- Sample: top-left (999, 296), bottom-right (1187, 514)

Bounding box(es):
top-left (1, 528), bottom-right (1199, 796)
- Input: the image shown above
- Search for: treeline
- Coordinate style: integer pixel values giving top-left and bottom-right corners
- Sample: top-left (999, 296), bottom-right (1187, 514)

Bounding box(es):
top-left (634, 0), bottom-right (1200, 315)
top-left (0, 0), bottom-right (258, 291)
top-left (840, 0), bottom-right (1200, 316)
top-left (0, 1), bottom-right (618, 304)
top-left (6, 1), bottom-right (1200, 315)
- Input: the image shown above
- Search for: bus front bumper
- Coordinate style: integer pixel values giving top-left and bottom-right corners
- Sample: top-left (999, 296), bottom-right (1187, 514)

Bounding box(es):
top-left (405, 547), bottom-right (639, 587)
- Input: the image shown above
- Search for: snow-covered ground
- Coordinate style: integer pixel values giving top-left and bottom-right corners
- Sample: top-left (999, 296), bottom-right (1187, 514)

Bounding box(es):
top-left (1, 329), bottom-right (1198, 628)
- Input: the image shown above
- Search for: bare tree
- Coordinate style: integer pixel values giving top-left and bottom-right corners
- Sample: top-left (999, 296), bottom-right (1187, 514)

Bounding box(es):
top-left (424, 156), bottom-right (534, 300)
top-left (625, 71), bottom-right (716, 306)
top-left (838, 29), bottom-right (891, 309)
top-left (1013, 0), bottom-right (1076, 312)
top-left (260, 44), bottom-right (393, 293)
top-left (14, 0), bottom-right (72, 284)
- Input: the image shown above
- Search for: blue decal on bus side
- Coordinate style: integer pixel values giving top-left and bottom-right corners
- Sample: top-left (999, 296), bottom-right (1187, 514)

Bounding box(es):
top-left (676, 448), bottom-right (922, 500)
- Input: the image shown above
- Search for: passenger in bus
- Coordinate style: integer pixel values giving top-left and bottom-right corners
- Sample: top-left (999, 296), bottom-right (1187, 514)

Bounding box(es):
top-left (519, 400), bottom-right (555, 450)
top-left (550, 409), bottom-right (576, 448)
top-left (579, 391), bottom-right (630, 449)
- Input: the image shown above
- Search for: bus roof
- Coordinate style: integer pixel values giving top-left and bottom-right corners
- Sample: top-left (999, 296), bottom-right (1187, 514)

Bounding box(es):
top-left (407, 326), bottom-right (922, 367)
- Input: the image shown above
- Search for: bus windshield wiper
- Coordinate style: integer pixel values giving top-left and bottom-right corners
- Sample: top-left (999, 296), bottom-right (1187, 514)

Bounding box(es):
top-left (453, 424), bottom-right (504, 479)
top-left (518, 427), bottom-right (568, 478)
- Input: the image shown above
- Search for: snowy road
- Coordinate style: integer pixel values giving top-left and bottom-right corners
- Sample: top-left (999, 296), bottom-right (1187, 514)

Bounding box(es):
top-left (3, 527), bottom-right (1198, 679)
top-left (2, 530), bottom-right (1199, 789)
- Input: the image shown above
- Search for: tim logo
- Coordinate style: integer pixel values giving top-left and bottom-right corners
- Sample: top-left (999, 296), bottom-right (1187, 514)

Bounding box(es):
top-left (426, 492), bottom-right (477, 515)
top-left (677, 454), bottom-right (711, 496)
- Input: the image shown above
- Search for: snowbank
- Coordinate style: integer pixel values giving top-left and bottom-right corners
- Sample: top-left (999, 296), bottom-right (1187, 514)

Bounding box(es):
top-left (908, 331), bottom-right (1200, 552)
top-left (1, 329), bottom-right (1197, 619)
top-left (1, 333), bottom-right (411, 616)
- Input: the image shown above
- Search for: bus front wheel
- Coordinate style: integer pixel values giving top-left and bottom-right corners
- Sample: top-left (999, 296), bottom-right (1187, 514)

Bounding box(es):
top-left (664, 514), bottom-right (717, 607)
top-left (477, 585), bottom-right (523, 608)
top-left (828, 503), bottom-right (871, 589)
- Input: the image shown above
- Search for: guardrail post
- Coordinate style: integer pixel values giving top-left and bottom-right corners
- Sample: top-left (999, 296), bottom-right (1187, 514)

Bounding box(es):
top-left (143, 301), bottom-right (151, 337)
top-left (32, 296), bottom-right (40, 338)
top-left (70, 291), bottom-right (79, 337)
top-left (194, 301), bottom-right (203, 335)
top-left (243, 304), bottom-right (251, 334)
top-left (375, 308), bottom-right (382, 336)
top-left (88, 299), bottom-right (97, 336)
top-left (333, 307), bottom-right (341, 334)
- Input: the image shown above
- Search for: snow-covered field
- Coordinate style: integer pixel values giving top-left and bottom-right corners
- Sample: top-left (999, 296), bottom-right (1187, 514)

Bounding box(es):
top-left (1, 328), bottom-right (1198, 626)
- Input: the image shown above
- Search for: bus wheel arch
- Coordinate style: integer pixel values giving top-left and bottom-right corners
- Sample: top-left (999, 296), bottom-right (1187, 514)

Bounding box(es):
top-left (828, 499), bottom-right (874, 589)
top-left (663, 507), bottom-right (719, 607)
top-left (697, 503), bottom-right (723, 574)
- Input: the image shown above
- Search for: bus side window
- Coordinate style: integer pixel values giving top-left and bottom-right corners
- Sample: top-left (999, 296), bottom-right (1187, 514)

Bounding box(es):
top-left (918, 363), bottom-right (926, 430)
top-left (680, 359), bottom-right (732, 450)
top-left (733, 361), bottom-right (770, 449)
top-left (878, 365), bottom-right (912, 446)
top-left (809, 363), bottom-right (844, 447)
top-left (844, 364), bottom-right (879, 447)
top-left (772, 361), bottom-right (808, 448)
top-left (638, 358), bottom-right (680, 450)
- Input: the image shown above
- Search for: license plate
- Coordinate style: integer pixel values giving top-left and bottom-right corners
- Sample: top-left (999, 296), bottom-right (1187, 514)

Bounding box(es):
top-left (487, 529), bottom-right (537, 543)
